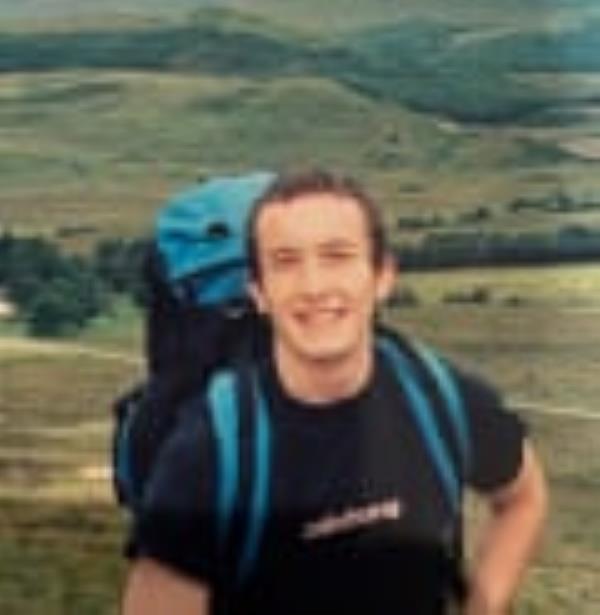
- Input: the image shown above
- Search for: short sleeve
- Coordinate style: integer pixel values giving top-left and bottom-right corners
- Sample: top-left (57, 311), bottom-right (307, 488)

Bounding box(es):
top-left (457, 370), bottom-right (527, 493)
top-left (128, 398), bottom-right (219, 583)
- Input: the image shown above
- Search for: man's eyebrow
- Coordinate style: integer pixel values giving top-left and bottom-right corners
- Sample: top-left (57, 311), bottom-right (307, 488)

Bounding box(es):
top-left (318, 239), bottom-right (361, 250)
top-left (266, 246), bottom-right (301, 258)
top-left (265, 239), bottom-right (360, 254)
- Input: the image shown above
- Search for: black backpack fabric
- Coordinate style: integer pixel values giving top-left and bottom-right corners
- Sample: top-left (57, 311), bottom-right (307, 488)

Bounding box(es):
top-left (112, 172), bottom-right (275, 508)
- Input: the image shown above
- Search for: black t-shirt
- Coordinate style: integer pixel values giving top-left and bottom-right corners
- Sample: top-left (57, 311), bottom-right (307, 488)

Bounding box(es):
top-left (131, 343), bottom-right (525, 615)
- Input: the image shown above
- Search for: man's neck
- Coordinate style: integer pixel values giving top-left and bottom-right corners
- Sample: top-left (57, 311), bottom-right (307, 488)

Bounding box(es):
top-left (273, 341), bottom-right (374, 406)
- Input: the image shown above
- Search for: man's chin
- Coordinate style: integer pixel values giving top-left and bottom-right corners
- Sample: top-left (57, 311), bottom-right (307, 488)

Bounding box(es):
top-left (295, 341), bottom-right (355, 364)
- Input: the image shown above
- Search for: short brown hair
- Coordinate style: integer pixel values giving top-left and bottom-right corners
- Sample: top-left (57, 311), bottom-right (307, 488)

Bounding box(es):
top-left (247, 169), bottom-right (389, 281)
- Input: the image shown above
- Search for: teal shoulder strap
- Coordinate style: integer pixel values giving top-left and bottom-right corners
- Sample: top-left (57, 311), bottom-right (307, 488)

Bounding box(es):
top-left (207, 371), bottom-right (240, 548)
top-left (237, 374), bottom-right (272, 583)
top-left (376, 335), bottom-right (468, 515)
top-left (114, 399), bottom-right (137, 506)
top-left (206, 368), bottom-right (272, 585)
top-left (409, 339), bottom-right (471, 475)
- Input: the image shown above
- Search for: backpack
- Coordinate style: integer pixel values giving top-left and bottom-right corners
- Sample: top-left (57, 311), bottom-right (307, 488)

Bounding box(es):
top-left (112, 172), bottom-right (470, 597)
top-left (112, 171), bottom-right (275, 508)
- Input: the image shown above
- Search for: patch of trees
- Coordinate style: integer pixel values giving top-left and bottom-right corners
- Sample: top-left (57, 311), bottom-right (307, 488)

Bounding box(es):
top-left (442, 286), bottom-right (491, 305)
top-left (385, 287), bottom-right (420, 309)
top-left (397, 191), bottom-right (600, 233)
top-left (506, 191), bottom-right (600, 214)
top-left (397, 226), bottom-right (600, 270)
top-left (385, 284), bottom-right (530, 310)
top-left (397, 207), bottom-right (493, 231)
top-left (439, 286), bottom-right (527, 308)
top-left (93, 238), bottom-right (148, 306)
top-left (0, 22), bottom-right (308, 77)
top-left (466, 24), bottom-right (600, 74)
top-left (384, 283), bottom-right (535, 311)
top-left (3, 221), bottom-right (600, 336)
top-left (0, 233), bottom-right (148, 337)
top-left (397, 213), bottom-right (447, 230)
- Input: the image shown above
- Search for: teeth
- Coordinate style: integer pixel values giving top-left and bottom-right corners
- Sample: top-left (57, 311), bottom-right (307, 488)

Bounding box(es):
top-left (300, 309), bottom-right (341, 324)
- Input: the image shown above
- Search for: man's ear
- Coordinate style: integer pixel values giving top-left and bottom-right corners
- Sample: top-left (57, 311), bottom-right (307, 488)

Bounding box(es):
top-left (248, 280), bottom-right (268, 314)
top-left (375, 255), bottom-right (398, 304)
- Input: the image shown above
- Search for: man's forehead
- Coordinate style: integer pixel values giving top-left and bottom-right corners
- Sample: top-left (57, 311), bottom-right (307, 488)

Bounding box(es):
top-left (256, 193), bottom-right (367, 234)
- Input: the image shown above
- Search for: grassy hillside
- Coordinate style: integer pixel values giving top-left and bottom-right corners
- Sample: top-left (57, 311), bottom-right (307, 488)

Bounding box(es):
top-left (5, 73), bottom-right (594, 253)
top-left (3, 5), bottom-right (600, 248)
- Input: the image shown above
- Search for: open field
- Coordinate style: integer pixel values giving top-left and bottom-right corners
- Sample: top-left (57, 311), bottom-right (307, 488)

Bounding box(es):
top-left (389, 264), bottom-right (600, 410)
top-left (1, 263), bottom-right (600, 613)
top-left (0, 339), bottom-right (141, 614)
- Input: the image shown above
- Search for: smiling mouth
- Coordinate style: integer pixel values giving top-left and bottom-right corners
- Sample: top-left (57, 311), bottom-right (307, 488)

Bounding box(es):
top-left (296, 308), bottom-right (347, 327)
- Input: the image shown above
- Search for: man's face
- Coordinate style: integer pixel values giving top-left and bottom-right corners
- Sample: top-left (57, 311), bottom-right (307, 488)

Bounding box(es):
top-left (249, 192), bottom-right (395, 366)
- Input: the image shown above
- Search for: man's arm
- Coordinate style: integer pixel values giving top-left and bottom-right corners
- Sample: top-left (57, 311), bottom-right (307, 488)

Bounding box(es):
top-left (122, 558), bottom-right (211, 615)
top-left (466, 440), bottom-right (548, 615)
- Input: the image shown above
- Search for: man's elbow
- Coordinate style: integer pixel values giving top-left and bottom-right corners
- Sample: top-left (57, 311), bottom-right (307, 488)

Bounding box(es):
top-left (492, 441), bottom-right (549, 528)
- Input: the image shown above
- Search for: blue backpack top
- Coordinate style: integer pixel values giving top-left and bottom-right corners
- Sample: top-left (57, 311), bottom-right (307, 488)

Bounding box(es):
top-left (113, 172), bottom-right (275, 508)
top-left (156, 172), bottom-right (275, 306)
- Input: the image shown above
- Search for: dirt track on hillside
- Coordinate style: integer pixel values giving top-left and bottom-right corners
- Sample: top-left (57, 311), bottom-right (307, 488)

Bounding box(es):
top-left (0, 335), bottom-right (143, 366)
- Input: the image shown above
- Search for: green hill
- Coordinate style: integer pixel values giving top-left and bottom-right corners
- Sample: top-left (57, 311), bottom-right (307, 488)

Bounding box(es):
top-left (0, 66), bottom-right (577, 245)
top-left (2, 7), bottom-right (600, 124)
top-left (1, 3), bottom-right (599, 244)
top-left (3, 0), bottom-right (600, 31)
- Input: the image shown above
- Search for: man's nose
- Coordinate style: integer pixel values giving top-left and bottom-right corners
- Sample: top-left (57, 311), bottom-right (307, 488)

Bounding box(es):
top-left (297, 258), bottom-right (328, 296)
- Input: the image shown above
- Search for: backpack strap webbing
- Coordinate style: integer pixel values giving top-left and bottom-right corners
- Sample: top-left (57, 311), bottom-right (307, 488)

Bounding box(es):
top-left (206, 371), bottom-right (241, 549)
top-left (237, 374), bottom-right (271, 583)
top-left (206, 368), bottom-right (272, 586)
top-left (380, 334), bottom-right (471, 604)
top-left (375, 335), bottom-right (469, 516)
top-left (113, 389), bottom-right (141, 508)
top-left (409, 339), bottom-right (471, 477)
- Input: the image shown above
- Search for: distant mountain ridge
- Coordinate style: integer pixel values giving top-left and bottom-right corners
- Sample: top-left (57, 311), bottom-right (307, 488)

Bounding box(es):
top-left (0, 0), bottom-right (217, 21)
top-left (1, 8), bottom-right (600, 125)
top-left (1, 0), bottom-right (599, 216)
top-left (3, 0), bottom-right (600, 31)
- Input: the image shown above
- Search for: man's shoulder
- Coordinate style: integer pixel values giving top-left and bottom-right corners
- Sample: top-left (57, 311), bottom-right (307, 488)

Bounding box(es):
top-left (375, 327), bottom-right (502, 404)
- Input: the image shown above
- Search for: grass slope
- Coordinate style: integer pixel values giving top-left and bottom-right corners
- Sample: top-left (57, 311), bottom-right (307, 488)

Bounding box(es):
top-left (0, 9), bottom-right (598, 246)
top-left (3, 67), bottom-right (585, 247)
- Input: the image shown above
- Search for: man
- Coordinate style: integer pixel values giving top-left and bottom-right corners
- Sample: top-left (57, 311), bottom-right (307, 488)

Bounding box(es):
top-left (122, 170), bottom-right (548, 614)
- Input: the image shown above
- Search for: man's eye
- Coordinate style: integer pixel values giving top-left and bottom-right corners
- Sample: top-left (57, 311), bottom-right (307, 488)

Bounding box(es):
top-left (323, 251), bottom-right (355, 262)
top-left (272, 253), bottom-right (300, 268)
